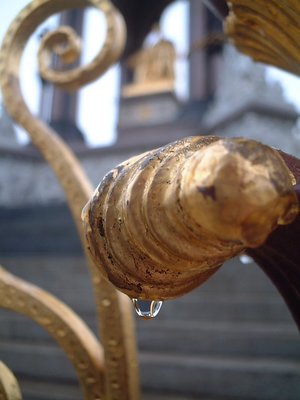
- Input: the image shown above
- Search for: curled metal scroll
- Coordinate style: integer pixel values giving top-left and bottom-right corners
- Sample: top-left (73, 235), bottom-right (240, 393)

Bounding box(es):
top-left (0, 1), bottom-right (139, 399)
top-left (0, 266), bottom-right (104, 400)
top-left (0, 361), bottom-right (22, 400)
top-left (225, 0), bottom-right (300, 76)
top-left (0, 1), bottom-right (126, 237)
top-left (83, 136), bottom-right (298, 301)
top-left (39, 25), bottom-right (82, 71)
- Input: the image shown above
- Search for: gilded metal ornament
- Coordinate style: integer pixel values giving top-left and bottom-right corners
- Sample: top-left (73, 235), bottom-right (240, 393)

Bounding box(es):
top-left (83, 136), bottom-right (298, 301)
top-left (0, 266), bottom-right (105, 400)
top-left (225, 0), bottom-right (300, 76)
top-left (0, 361), bottom-right (22, 400)
top-left (1, 0), bottom-right (300, 398)
top-left (0, 1), bottom-right (139, 399)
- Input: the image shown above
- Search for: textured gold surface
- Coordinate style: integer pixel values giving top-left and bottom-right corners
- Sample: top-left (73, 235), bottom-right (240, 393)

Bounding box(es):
top-left (0, 361), bottom-right (22, 400)
top-left (0, 266), bottom-right (104, 400)
top-left (0, 1), bottom-right (139, 399)
top-left (83, 136), bottom-right (298, 300)
top-left (225, 0), bottom-right (300, 76)
top-left (2, 0), bottom-right (300, 397)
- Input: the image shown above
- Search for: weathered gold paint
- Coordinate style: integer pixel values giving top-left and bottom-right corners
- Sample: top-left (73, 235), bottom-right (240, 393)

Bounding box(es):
top-left (1, 0), bottom-right (300, 398)
top-left (225, 0), bottom-right (300, 76)
top-left (0, 266), bottom-right (105, 400)
top-left (0, 1), bottom-right (140, 399)
top-left (0, 362), bottom-right (22, 400)
top-left (83, 137), bottom-right (298, 300)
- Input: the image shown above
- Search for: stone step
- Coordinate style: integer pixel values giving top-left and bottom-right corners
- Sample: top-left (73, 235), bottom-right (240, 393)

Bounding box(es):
top-left (0, 256), bottom-right (282, 304)
top-left (0, 205), bottom-right (82, 255)
top-left (1, 341), bottom-right (299, 400)
top-left (143, 394), bottom-right (224, 400)
top-left (14, 380), bottom-right (82, 400)
top-left (54, 293), bottom-right (294, 323)
top-left (0, 340), bottom-right (76, 381)
top-left (140, 352), bottom-right (300, 400)
top-left (136, 320), bottom-right (300, 359)
top-left (155, 294), bottom-right (293, 323)
top-left (14, 379), bottom-right (227, 400)
top-left (0, 283), bottom-right (294, 338)
top-left (186, 258), bottom-right (280, 296)
top-left (1, 313), bottom-right (298, 359)
top-left (0, 256), bottom-right (290, 325)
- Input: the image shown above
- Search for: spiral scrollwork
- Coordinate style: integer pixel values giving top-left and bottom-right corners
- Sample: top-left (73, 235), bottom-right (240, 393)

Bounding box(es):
top-left (38, 25), bottom-right (82, 74)
top-left (0, 361), bottom-right (22, 400)
top-left (0, 266), bottom-right (105, 400)
top-left (225, 0), bottom-right (300, 76)
top-left (0, 1), bottom-right (139, 400)
top-left (36, 0), bottom-right (126, 90)
top-left (0, 0), bottom-right (126, 92)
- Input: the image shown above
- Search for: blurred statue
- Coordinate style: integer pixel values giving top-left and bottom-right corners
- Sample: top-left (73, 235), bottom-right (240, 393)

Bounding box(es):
top-left (123, 25), bottom-right (176, 96)
top-left (129, 39), bottom-right (176, 83)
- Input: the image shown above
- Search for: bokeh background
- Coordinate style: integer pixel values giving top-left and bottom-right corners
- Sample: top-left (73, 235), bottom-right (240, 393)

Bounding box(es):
top-left (0, 1), bottom-right (299, 399)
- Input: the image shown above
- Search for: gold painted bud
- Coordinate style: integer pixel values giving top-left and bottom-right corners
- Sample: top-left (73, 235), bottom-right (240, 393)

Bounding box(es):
top-left (82, 137), bottom-right (298, 301)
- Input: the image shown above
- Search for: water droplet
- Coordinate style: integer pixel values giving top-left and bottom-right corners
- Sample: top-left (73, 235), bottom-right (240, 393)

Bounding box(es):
top-left (132, 299), bottom-right (163, 319)
top-left (239, 254), bottom-right (253, 264)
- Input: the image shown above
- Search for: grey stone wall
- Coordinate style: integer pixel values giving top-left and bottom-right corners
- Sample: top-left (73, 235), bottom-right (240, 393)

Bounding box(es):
top-left (1, 45), bottom-right (300, 400)
top-left (215, 112), bottom-right (300, 155)
top-left (204, 46), bottom-right (300, 156)
top-left (0, 147), bottom-right (144, 207)
top-left (204, 46), bottom-right (292, 122)
top-left (0, 107), bottom-right (19, 149)
top-left (1, 45), bottom-right (299, 207)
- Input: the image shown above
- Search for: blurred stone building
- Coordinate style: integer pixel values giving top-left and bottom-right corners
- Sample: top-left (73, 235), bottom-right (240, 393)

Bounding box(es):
top-left (0, 2), bottom-right (300, 400)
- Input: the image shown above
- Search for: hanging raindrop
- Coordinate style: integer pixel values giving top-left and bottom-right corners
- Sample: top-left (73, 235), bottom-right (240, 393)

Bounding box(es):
top-left (239, 254), bottom-right (253, 264)
top-left (132, 298), bottom-right (163, 319)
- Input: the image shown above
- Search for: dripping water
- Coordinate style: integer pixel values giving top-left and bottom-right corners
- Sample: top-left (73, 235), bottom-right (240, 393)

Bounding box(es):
top-left (239, 254), bottom-right (253, 264)
top-left (132, 299), bottom-right (163, 319)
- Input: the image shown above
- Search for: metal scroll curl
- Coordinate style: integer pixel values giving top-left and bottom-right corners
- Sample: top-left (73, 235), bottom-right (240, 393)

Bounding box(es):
top-left (225, 0), bottom-right (300, 76)
top-left (38, 25), bottom-right (82, 75)
top-left (36, 0), bottom-right (126, 90)
top-left (0, 1), bottom-right (139, 400)
top-left (0, 0), bottom-right (127, 229)
top-left (0, 361), bottom-right (22, 400)
top-left (0, 266), bottom-right (105, 400)
top-left (0, 0), bottom-right (126, 92)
